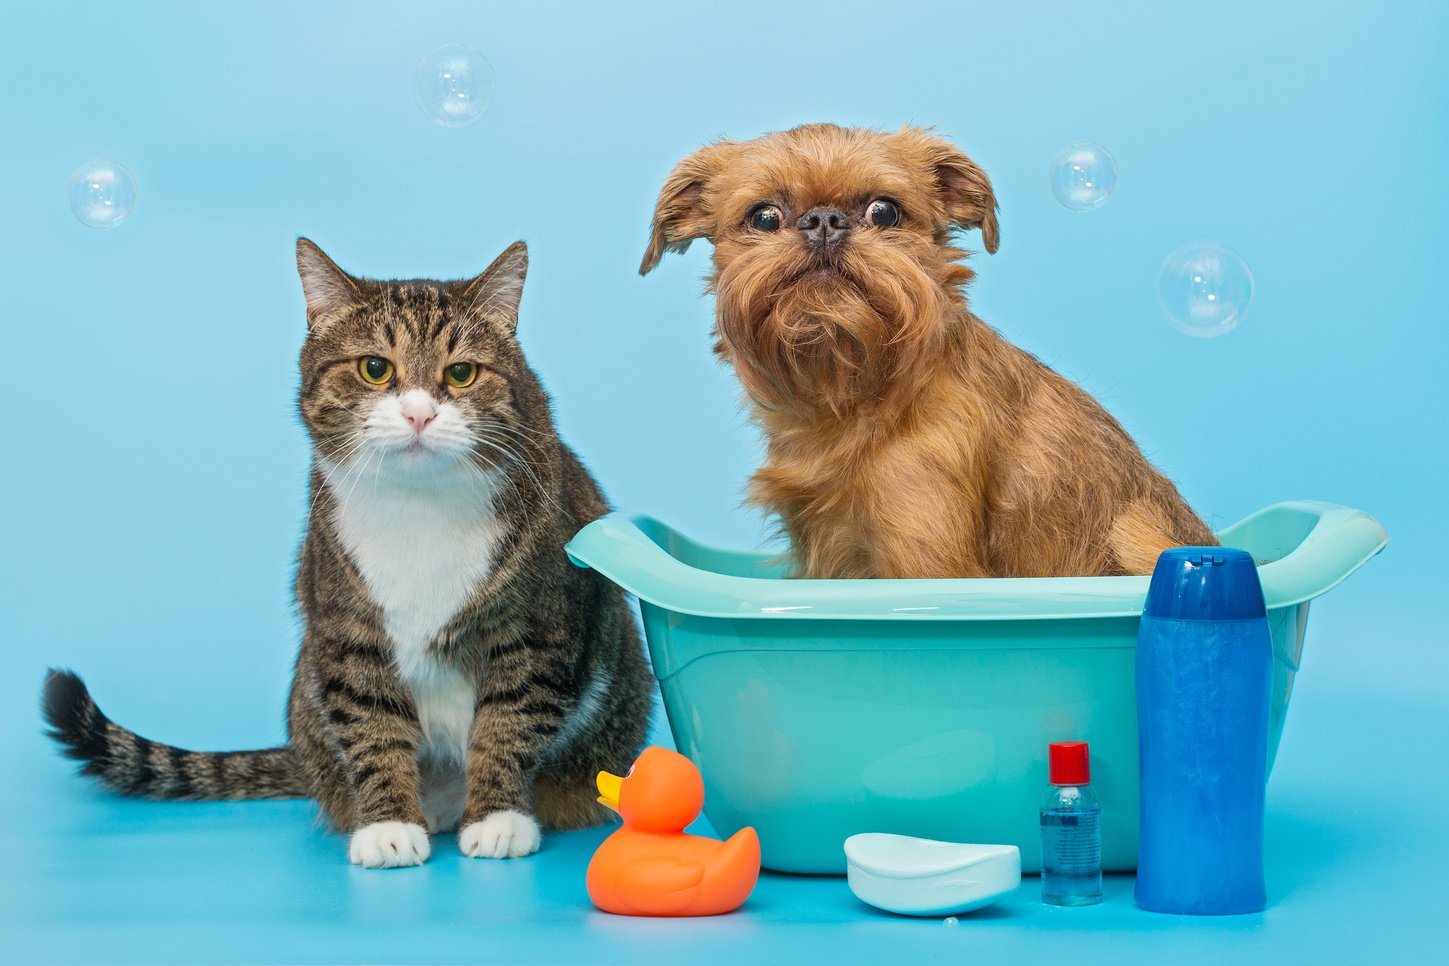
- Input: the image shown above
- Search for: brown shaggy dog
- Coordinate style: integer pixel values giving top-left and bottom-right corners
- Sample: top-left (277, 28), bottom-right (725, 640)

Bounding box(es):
top-left (641, 123), bottom-right (1215, 579)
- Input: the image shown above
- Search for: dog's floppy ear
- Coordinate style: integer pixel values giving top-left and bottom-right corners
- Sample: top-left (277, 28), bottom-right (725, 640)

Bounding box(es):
top-left (904, 129), bottom-right (1001, 254)
top-left (640, 141), bottom-right (735, 275)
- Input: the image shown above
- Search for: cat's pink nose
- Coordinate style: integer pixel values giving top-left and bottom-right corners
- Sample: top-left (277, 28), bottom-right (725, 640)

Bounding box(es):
top-left (401, 396), bottom-right (437, 434)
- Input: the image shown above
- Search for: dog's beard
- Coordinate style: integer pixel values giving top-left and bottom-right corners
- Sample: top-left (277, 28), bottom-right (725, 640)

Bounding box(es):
top-left (714, 244), bottom-right (956, 415)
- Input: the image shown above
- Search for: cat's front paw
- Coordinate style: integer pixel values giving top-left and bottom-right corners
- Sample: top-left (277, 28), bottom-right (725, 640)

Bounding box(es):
top-left (459, 810), bottom-right (541, 859)
top-left (349, 821), bottom-right (431, 868)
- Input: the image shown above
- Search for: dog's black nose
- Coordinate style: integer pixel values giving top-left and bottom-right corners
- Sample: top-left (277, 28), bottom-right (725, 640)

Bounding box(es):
top-left (797, 206), bottom-right (851, 249)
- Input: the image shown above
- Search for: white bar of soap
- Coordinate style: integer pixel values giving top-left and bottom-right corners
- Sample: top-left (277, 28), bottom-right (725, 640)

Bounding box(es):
top-left (844, 833), bottom-right (1021, 917)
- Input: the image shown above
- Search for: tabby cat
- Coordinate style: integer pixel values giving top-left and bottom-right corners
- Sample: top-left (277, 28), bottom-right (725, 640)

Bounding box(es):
top-left (43, 239), bottom-right (653, 867)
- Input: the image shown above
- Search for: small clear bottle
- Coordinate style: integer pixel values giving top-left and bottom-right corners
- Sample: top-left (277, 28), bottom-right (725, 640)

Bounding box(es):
top-left (1040, 740), bottom-right (1103, 906)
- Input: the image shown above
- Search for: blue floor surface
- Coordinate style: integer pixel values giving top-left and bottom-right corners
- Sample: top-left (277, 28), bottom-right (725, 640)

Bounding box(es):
top-left (4, 655), bottom-right (1445, 965)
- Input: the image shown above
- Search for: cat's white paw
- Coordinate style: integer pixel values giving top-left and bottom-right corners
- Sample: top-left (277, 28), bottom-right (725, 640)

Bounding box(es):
top-left (459, 810), bottom-right (541, 859)
top-left (349, 821), bottom-right (431, 869)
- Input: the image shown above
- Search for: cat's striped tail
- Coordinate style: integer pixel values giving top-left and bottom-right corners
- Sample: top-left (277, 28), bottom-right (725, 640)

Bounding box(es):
top-left (42, 669), bottom-right (307, 801)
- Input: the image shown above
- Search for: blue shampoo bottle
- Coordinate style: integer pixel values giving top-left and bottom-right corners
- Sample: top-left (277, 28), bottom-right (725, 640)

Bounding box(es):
top-left (1135, 547), bottom-right (1271, 915)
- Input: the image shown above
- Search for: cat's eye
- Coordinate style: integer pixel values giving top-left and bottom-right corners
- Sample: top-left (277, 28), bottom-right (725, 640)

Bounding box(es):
top-left (445, 362), bottom-right (478, 389)
top-left (358, 356), bottom-right (394, 385)
top-left (748, 205), bottom-right (783, 233)
top-left (865, 199), bottom-right (902, 228)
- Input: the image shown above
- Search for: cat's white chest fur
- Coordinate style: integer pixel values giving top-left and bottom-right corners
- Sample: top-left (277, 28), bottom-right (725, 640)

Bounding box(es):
top-left (325, 463), bottom-right (506, 765)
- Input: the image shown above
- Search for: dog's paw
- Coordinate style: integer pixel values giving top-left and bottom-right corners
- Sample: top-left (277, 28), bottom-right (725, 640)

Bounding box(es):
top-left (349, 821), bottom-right (431, 869)
top-left (459, 810), bottom-right (541, 859)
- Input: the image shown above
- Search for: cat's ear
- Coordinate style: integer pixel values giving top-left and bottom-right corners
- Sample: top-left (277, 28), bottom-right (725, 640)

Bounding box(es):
top-left (296, 238), bottom-right (364, 329)
top-left (460, 241), bottom-right (529, 332)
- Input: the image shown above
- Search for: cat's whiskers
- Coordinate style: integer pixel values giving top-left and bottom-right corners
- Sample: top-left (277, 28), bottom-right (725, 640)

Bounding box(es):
top-left (460, 450), bottom-right (523, 511)
top-left (341, 441), bottom-right (387, 510)
top-left (468, 441), bottom-right (562, 518)
top-left (465, 445), bottom-right (527, 508)
top-left (482, 431), bottom-right (553, 471)
top-left (306, 430), bottom-right (373, 526)
top-left (479, 418), bottom-right (555, 448)
top-left (475, 433), bottom-right (548, 474)
top-left (473, 432), bottom-right (562, 516)
top-left (337, 411), bottom-right (507, 501)
top-left (475, 420), bottom-right (554, 468)
top-left (369, 437), bottom-right (388, 496)
top-left (485, 421), bottom-right (556, 445)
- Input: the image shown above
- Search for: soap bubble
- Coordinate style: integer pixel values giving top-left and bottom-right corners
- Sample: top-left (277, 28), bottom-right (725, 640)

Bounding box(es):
top-left (1049, 141), bottom-right (1117, 211)
top-left (943, 916), bottom-right (960, 927)
top-left (68, 161), bottom-right (137, 230)
top-left (415, 44), bottom-right (495, 127)
top-left (1158, 242), bottom-right (1255, 338)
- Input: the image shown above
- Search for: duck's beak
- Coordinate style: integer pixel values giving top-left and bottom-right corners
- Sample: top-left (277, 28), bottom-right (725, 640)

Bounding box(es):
top-left (596, 770), bottom-right (623, 812)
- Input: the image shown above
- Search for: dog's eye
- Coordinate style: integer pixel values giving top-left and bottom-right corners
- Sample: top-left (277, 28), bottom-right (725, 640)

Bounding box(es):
top-left (865, 199), bottom-right (902, 228)
top-left (748, 205), bottom-right (783, 232)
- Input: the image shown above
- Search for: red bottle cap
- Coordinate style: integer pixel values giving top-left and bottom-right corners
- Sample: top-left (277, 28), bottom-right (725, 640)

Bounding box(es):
top-left (1049, 741), bottom-right (1091, 786)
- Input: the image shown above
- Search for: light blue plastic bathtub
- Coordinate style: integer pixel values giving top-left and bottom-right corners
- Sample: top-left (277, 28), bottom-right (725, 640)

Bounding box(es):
top-left (566, 502), bottom-right (1387, 874)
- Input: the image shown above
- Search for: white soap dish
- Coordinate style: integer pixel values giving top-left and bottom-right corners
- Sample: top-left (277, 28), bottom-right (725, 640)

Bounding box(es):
top-left (844, 833), bottom-right (1021, 917)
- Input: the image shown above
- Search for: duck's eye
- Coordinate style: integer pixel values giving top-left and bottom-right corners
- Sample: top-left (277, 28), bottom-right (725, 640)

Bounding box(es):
top-left (865, 199), bottom-right (902, 228)
top-left (445, 362), bottom-right (478, 389)
top-left (358, 356), bottom-right (394, 385)
top-left (748, 205), bottom-right (783, 232)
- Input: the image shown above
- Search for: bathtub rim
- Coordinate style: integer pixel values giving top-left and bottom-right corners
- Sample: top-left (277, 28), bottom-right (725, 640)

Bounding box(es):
top-left (566, 501), bottom-right (1387, 623)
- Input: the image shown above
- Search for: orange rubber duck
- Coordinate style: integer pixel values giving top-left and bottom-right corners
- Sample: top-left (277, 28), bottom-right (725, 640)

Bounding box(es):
top-left (587, 746), bottom-right (760, 917)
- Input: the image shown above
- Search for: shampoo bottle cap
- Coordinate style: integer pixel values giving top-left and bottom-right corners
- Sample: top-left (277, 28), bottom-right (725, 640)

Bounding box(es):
top-left (1143, 547), bottom-right (1266, 621)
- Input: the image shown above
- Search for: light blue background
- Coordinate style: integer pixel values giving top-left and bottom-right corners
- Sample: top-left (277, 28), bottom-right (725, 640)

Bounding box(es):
top-left (2, 1), bottom-right (1444, 963)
